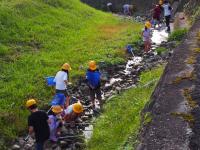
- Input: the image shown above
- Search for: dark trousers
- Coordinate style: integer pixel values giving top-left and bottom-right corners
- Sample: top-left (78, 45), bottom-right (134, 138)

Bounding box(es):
top-left (56, 89), bottom-right (69, 97)
top-left (165, 15), bottom-right (171, 31)
top-left (89, 87), bottom-right (102, 108)
top-left (35, 142), bottom-right (44, 150)
top-left (107, 5), bottom-right (113, 12)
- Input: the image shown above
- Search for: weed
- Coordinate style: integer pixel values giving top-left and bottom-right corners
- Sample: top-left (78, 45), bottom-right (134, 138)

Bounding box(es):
top-left (171, 112), bottom-right (194, 123)
top-left (172, 71), bottom-right (195, 84)
top-left (155, 47), bottom-right (167, 55)
top-left (168, 28), bottom-right (188, 41)
top-left (183, 88), bottom-right (198, 108)
top-left (143, 112), bottom-right (152, 125)
top-left (186, 56), bottom-right (196, 64)
top-left (193, 47), bottom-right (200, 53)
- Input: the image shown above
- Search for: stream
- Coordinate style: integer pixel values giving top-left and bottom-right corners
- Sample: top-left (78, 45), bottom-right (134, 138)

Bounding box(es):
top-left (12, 18), bottom-right (173, 150)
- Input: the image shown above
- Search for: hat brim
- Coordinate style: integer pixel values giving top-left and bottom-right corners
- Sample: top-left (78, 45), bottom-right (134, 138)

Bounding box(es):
top-left (90, 66), bottom-right (97, 70)
top-left (52, 108), bottom-right (63, 113)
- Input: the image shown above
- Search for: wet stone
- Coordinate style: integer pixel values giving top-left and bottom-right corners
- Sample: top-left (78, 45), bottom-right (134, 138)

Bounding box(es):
top-left (81, 116), bottom-right (89, 121)
top-left (166, 41), bottom-right (177, 49)
top-left (60, 140), bottom-right (68, 148)
top-left (24, 143), bottom-right (33, 150)
top-left (18, 138), bottom-right (26, 146)
top-left (12, 145), bottom-right (21, 150)
top-left (75, 142), bottom-right (86, 149)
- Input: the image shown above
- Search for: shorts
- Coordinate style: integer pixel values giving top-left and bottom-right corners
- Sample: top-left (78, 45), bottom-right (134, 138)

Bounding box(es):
top-left (89, 87), bottom-right (102, 101)
top-left (56, 89), bottom-right (69, 97)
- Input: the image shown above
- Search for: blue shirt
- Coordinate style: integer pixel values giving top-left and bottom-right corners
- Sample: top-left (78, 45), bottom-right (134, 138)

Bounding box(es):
top-left (86, 69), bottom-right (101, 89)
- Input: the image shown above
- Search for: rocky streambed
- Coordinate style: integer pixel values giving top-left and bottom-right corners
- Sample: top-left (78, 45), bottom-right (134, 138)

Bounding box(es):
top-left (11, 23), bottom-right (176, 150)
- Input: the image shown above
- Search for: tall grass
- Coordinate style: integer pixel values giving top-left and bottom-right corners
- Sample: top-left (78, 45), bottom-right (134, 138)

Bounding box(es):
top-left (0, 0), bottom-right (142, 143)
top-left (87, 66), bottom-right (164, 150)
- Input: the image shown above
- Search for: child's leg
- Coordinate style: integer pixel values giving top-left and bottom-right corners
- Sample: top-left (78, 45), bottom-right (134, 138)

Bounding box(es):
top-left (89, 89), bottom-right (95, 109)
top-left (96, 87), bottom-right (102, 109)
top-left (148, 40), bottom-right (151, 51)
top-left (144, 41), bottom-right (148, 52)
top-left (65, 90), bottom-right (70, 108)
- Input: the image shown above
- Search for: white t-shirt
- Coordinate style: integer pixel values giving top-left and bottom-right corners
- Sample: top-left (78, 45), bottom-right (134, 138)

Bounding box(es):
top-left (54, 71), bottom-right (68, 90)
top-left (123, 4), bottom-right (129, 10)
top-left (107, 3), bottom-right (112, 6)
top-left (162, 3), bottom-right (171, 16)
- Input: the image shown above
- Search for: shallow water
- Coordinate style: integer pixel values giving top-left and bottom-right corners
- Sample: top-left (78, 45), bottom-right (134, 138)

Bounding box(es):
top-left (105, 78), bottom-right (123, 87)
top-left (151, 28), bottom-right (169, 45)
top-left (124, 56), bottom-right (143, 75)
top-left (83, 124), bottom-right (93, 141)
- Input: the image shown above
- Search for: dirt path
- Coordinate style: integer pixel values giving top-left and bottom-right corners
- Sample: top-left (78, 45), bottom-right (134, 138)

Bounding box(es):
top-left (136, 17), bottom-right (200, 150)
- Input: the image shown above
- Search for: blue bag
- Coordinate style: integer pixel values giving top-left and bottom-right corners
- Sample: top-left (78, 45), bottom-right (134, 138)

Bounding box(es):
top-left (46, 76), bottom-right (56, 86)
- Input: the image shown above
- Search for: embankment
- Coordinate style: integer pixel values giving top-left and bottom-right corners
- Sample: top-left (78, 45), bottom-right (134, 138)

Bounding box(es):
top-left (136, 17), bottom-right (200, 150)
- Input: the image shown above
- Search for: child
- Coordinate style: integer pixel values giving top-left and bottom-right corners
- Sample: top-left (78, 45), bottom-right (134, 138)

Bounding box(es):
top-left (63, 102), bottom-right (83, 123)
top-left (142, 22), bottom-right (151, 53)
top-left (153, 4), bottom-right (162, 28)
top-left (54, 63), bottom-right (71, 108)
top-left (86, 60), bottom-right (102, 110)
top-left (162, 0), bottom-right (172, 32)
top-left (48, 105), bottom-right (63, 142)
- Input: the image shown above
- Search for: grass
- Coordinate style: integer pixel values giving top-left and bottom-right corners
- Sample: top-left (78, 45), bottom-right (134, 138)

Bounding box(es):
top-left (0, 0), bottom-right (142, 144)
top-left (87, 66), bottom-right (164, 150)
top-left (155, 47), bottom-right (167, 55)
top-left (168, 28), bottom-right (188, 41)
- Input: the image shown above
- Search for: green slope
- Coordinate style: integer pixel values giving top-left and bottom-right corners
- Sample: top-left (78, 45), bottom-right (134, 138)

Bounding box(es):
top-left (0, 0), bottom-right (142, 145)
top-left (87, 66), bottom-right (164, 150)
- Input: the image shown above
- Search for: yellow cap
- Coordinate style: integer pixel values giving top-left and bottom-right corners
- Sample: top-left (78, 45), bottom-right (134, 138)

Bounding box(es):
top-left (159, 0), bottom-right (163, 5)
top-left (73, 103), bottom-right (83, 114)
top-left (88, 60), bottom-right (97, 70)
top-left (26, 99), bottom-right (37, 108)
top-left (61, 63), bottom-right (71, 71)
top-left (145, 21), bottom-right (151, 29)
top-left (52, 105), bottom-right (63, 113)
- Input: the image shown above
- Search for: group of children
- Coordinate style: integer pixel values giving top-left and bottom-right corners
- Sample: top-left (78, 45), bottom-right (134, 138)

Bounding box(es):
top-left (25, 60), bottom-right (102, 149)
top-left (142, 0), bottom-right (172, 53)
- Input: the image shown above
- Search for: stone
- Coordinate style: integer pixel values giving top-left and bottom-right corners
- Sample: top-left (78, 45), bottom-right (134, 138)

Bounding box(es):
top-left (18, 138), bottom-right (26, 146)
top-left (60, 140), bottom-right (68, 148)
top-left (166, 41), bottom-right (177, 49)
top-left (65, 148), bottom-right (72, 150)
top-left (81, 116), bottom-right (89, 121)
top-left (115, 87), bottom-right (122, 93)
top-left (103, 84), bottom-right (112, 92)
top-left (75, 142), bottom-right (86, 149)
top-left (24, 143), bottom-right (33, 150)
top-left (54, 146), bottom-right (61, 150)
top-left (12, 145), bottom-right (20, 150)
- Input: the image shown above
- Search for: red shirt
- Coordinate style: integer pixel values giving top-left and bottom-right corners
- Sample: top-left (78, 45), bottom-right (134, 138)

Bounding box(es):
top-left (153, 6), bottom-right (161, 18)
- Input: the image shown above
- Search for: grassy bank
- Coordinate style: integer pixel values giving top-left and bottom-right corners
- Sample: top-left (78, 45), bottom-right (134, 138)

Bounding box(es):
top-left (0, 0), bottom-right (142, 144)
top-left (87, 66), bottom-right (164, 150)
